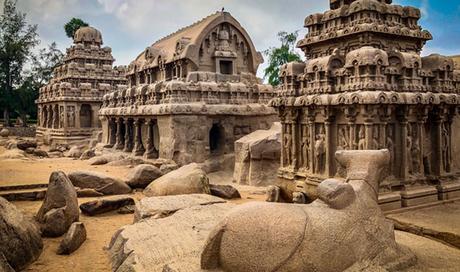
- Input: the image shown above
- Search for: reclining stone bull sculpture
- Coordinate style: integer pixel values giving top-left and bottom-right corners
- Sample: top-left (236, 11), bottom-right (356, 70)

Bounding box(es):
top-left (201, 150), bottom-right (416, 272)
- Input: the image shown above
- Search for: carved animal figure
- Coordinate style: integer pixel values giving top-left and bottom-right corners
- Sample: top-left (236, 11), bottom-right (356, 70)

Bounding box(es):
top-left (201, 150), bottom-right (416, 272)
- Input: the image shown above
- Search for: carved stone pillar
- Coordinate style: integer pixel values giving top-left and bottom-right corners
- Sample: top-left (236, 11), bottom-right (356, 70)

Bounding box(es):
top-left (398, 114), bottom-right (409, 180)
top-left (290, 110), bottom-right (299, 171)
top-left (433, 116), bottom-right (442, 176)
top-left (47, 107), bottom-right (52, 128)
top-left (123, 119), bottom-right (133, 152)
top-left (133, 119), bottom-right (145, 156)
top-left (308, 117), bottom-right (315, 173)
top-left (107, 118), bottom-right (116, 148)
top-left (114, 118), bottom-right (124, 150)
top-left (144, 119), bottom-right (158, 159)
top-left (75, 105), bottom-right (81, 129)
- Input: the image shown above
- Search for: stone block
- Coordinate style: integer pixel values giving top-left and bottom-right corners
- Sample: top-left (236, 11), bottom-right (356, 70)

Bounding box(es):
top-left (400, 186), bottom-right (439, 207)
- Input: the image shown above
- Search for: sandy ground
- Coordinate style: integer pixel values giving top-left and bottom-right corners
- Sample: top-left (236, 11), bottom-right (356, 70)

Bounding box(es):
top-left (1, 146), bottom-right (460, 271)
top-left (0, 146), bottom-right (132, 186)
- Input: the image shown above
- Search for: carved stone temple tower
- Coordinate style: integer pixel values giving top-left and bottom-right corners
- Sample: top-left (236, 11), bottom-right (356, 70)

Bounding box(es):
top-left (99, 12), bottom-right (277, 166)
top-left (270, 0), bottom-right (460, 210)
top-left (36, 26), bottom-right (127, 145)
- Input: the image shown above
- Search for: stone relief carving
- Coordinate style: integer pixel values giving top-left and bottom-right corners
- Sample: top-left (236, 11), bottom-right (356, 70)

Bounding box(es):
top-left (300, 125), bottom-right (310, 170)
top-left (314, 124), bottom-right (326, 174)
top-left (67, 106), bottom-right (75, 128)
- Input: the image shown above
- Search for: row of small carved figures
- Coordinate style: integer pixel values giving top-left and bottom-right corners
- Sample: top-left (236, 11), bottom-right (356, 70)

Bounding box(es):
top-left (102, 96), bottom-right (273, 108)
top-left (280, 83), bottom-right (460, 94)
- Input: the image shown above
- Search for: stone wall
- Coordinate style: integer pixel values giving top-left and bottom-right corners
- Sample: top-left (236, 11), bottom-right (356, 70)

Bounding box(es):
top-left (3, 126), bottom-right (36, 137)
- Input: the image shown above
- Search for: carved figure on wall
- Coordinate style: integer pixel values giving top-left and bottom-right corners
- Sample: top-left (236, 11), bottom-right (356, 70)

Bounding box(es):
top-left (67, 106), bottom-right (75, 128)
top-left (301, 126), bottom-right (310, 170)
top-left (59, 107), bottom-right (65, 128)
top-left (442, 123), bottom-right (450, 172)
top-left (357, 126), bottom-right (366, 150)
top-left (406, 124), bottom-right (413, 174)
top-left (217, 25), bottom-right (231, 51)
top-left (283, 126), bottom-right (292, 167)
top-left (386, 126), bottom-right (395, 175)
top-left (411, 139), bottom-right (421, 174)
top-left (337, 127), bottom-right (349, 150)
top-left (314, 126), bottom-right (326, 174)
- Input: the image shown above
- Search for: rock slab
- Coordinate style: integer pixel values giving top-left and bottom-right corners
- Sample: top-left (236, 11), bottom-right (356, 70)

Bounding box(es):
top-left (209, 184), bottom-right (241, 199)
top-left (134, 194), bottom-right (226, 222)
top-left (80, 197), bottom-right (135, 216)
top-left (108, 201), bottom-right (235, 272)
top-left (144, 163), bottom-right (210, 197)
top-left (57, 222), bottom-right (87, 255)
top-left (0, 197), bottom-right (43, 271)
top-left (69, 171), bottom-right (132, 195)
top-left (36, 171), bottom-right (79, 237)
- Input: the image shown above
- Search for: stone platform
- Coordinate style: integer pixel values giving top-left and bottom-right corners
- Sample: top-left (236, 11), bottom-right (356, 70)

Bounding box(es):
top-left (387, 201), bottom-right (460, 249)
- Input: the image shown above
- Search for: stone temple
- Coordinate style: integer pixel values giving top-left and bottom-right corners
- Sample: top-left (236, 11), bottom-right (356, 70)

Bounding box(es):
top-left (36, 26), bottom-right (127, 145)
top-left (99, 11), bottom-right (277, 165)
top-left (270, 0), bottom-right (460, 209)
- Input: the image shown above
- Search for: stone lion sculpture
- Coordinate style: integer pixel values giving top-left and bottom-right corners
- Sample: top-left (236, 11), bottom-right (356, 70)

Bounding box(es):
top-left (201, 150), bottom-right (416, 272)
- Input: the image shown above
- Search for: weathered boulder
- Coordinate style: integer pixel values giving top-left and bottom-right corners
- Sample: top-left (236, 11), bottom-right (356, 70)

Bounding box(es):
top-left (76, 188), bottom-right (104, 198)
top-left (209, 184), bottom-right (241, 199)
top-left (33, 149), bottom-right (48, 158)
top-left (0, 197), bottom-right (43, 271)
top-left (108, 201), bottom-right (235, 272)
top-left (0, 253), bottom-right (14, 272)
top-left (88, 153), bottom-right (126, 165)
top-left (25, 147), bottom-right (35, 154)
top-left (16, 139), bottom-right (37, 150)
top-left (201, 150), bottom-right (416, 272)
top-left (234, 123), bottom-right (281, 186)
top-left (36, 171), bottom-right (79, 237)
top-left (57, 222), bottom-right (87, 255)
top-left (125, 164), bottom-right (162, 189)
top-left (5, 139), bottom-right (17, 149)
top-left (0, 149), bottom-right (27, 160)
top-left (79, 149), bottom-right (96, 160)
top-left (68, 171), bottom-right (132, 195)
top-left (67, 146), bottom-right (83, 158)
top-left (0, 128), bottom-right (10, 137)
top-left (134, 194), bottom-right (226, 222)
top-left (144, 163), bottom-right (211, 197)
top-left (47, 151), bottom-right (63, 158)
top-left (79, 197), bottom-right (135, 216)
top-left (107, 157), bottom-right (151, 167)
top-left (159, 163), bottom-right (179, 175)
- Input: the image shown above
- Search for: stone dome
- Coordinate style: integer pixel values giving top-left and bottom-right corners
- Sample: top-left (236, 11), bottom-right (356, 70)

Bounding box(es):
top-left (345, 46), bottom-right (389, 67)
top-left (74, 26), bottom-right (103, 45)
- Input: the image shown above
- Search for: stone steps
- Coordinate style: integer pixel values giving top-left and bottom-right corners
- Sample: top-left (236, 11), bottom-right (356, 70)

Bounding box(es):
top-left (0, 184), bottom-right (47, 201)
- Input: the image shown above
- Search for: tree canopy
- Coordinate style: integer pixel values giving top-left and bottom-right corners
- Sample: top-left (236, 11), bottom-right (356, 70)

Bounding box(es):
top-left (263, 31), bottom-right (302, 86)
top-left (0, 0), bottom-right (63, 126)
top-left (0, 0), bottom-right (39, 125)
top-left (64, 18), bottom-right (89, 39)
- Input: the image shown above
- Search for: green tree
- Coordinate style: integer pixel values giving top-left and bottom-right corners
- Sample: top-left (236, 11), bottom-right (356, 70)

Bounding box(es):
top-left (264, 31), bottom-right (302, 86)
top-left (14, 43), bottom-right (63, 125)
top-left (0, 0), bottom-right (39, 126)
top-left (64, 18), bottom-right (89, 39)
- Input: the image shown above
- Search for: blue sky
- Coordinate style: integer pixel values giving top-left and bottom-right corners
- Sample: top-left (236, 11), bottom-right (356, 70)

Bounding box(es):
top-left (3, 0), bottom-right (460, 75)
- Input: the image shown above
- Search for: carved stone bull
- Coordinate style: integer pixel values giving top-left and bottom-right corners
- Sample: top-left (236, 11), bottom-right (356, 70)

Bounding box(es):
top-left (201, 150), bottom-right (416, 272)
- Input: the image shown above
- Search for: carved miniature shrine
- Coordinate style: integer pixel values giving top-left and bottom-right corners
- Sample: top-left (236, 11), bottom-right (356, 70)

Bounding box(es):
top-left (270, 0), bottom-right (460, 209)
top-left (36, 26), bottom-right (127, 145)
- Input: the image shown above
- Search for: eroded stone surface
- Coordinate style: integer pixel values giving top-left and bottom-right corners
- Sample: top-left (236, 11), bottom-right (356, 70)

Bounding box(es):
top-left (144, 163), bottom-right (210, 197)
top-left (57, 222), bottom-right (87, 255)
top-left (125, 164), bottom-right (162, 189)
top-left (0, 197), bottom-right (43, 271)
top-left (36, 171), bottom-right (79, 237)
top-left (234, 122), bottom-right (281, 187)
top-left (68, 171), bottom-right (132, 195)
top-left (80, 197), bottom-right (135, 216)
top-left (108, 202), bottom-right (235, 272)
top-left (134, 194), bottom-right (226, 222)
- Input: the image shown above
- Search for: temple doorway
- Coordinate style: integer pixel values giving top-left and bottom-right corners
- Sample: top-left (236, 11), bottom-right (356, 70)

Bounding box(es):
top-left (80, 104), bottom-right (92, 128)
top-left (209, 123), bottom-right (225, 154)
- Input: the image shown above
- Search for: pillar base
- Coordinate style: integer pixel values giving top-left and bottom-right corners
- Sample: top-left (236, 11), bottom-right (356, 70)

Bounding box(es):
top-left (144, 150), bottom-right (159, 160)
top-left (400, 186), bottom-right (438, 207)
top-left (437, 182), bottom-right (460, 200)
